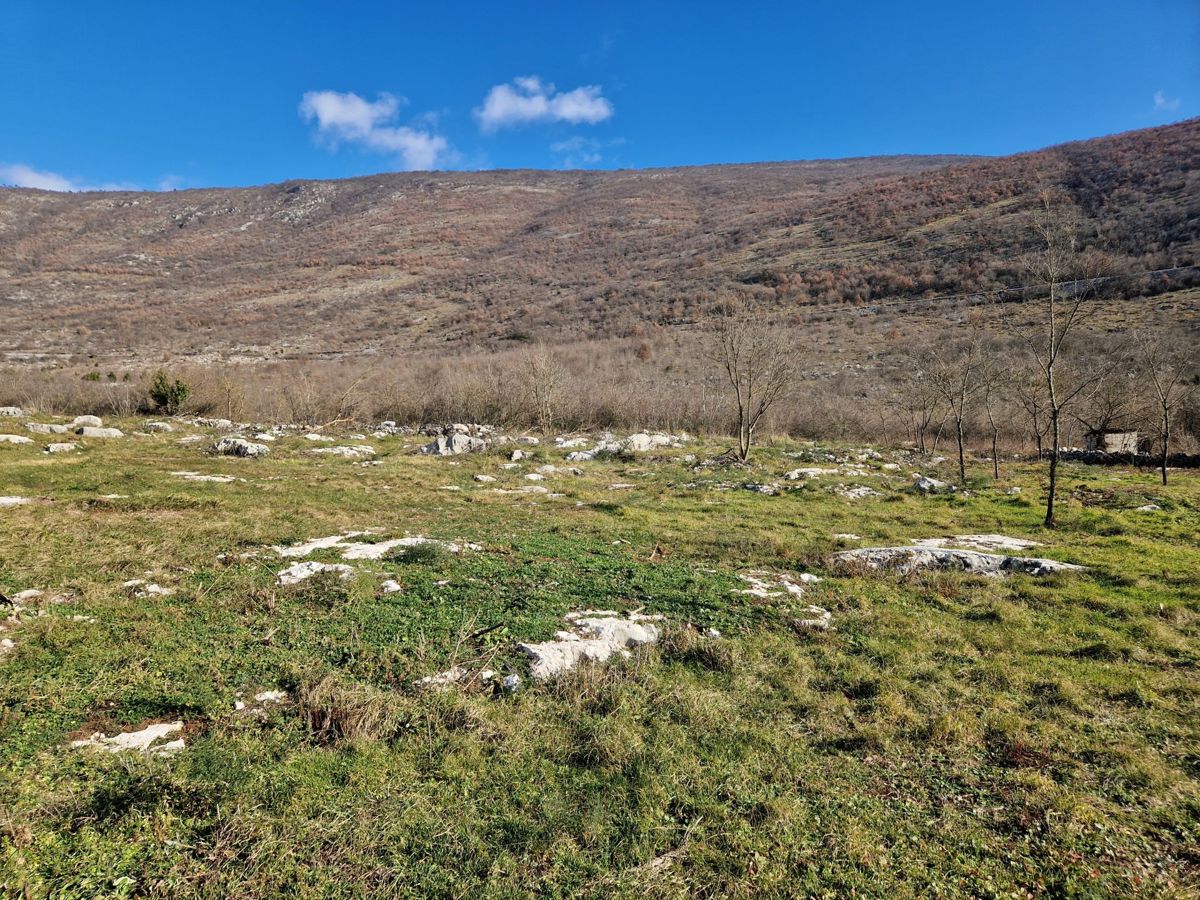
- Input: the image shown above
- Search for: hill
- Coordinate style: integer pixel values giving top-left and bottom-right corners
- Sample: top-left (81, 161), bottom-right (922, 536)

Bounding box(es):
top-left (2, 120), bottom-right (1196, 369)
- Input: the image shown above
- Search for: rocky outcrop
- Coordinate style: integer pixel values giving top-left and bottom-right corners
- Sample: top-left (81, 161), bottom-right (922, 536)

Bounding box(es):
top-left (831, 546), bottom-right (1084, 577)
top-left (76, 426), bottom-right (124, 438)
top-left (421, 428), bottom-right (487, 455)
top-left (213, 437), bottom-right (270, 458)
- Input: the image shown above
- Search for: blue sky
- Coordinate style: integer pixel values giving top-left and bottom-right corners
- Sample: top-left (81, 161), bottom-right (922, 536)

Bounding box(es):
top-left (1, 0), bottom-right (1196, 190)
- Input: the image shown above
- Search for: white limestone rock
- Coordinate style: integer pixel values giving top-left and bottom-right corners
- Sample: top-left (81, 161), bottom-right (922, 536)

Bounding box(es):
top-left (518, 610), bottom-right (663, 680)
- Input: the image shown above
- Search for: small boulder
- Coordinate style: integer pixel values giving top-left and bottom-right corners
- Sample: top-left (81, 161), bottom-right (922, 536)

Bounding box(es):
top-left (76, 427), bottom-right (124, 438)
top-left (912, 474), bottom-right (953, 494)
top-left (44, 442), bottom-right (78, 453)
top-left (0, 434), bottom-right (34, 445)
top-left (144, 422), bottom-right (174, 433)
top-left (25, 422), bottom-right (69, 435)
top-left (71, 415), bottom-right (103, 428)
top-left (0, 407), bottom-right (24, 417)
top-left (213, 437), bottom-right (270, 458)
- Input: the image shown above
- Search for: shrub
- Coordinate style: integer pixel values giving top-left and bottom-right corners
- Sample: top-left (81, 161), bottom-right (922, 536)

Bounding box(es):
top-left (149, 370), bottom-right (191, 415)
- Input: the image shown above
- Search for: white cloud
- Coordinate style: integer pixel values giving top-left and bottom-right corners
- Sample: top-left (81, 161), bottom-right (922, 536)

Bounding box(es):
top-left (550, 136), bottom-right (602, 167)
top-left (550, 136), bottom-right (626, 168)
top-left (1153, 90), bottom-right (1181, 112)
top-left (0, 163), bottom-right (141, 192)
top-left (0, 163), bottom-right (80, 191)
top-left (299, 90), bottom-right (449, 170)
top-left (476, 76), bottom-right (613, 132)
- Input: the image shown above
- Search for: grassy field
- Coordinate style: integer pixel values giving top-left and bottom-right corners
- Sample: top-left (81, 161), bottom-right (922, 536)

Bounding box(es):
top-left (1, 421), bottom-right (1197, 898)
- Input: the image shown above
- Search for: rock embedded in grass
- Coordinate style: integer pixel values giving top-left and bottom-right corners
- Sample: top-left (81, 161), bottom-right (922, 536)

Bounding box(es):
top-left (276, 561), bottom-right (355, 585)
top-left (76, 426), bottom-right (124, 438)
top-left (70, 415), bottom-right (103, 428)
top-left (0, 434), bottom-right (34, 445)
top-left (911, 534), bottom-right (1040, 553)
top-left (309, 445), bottom-right (375, 459)
top-left (25, 422), bottom-right (70, 435)
top-left (213, 437), bottom-right (270, 458)
top-left (831, 546), bottom-right (1085, 577)
top-left (0, 496), bottom-right (31, 507)
top-left (70, 721), bottom-right (185, 756)
top-left (912, 474), bottom-right (954, 494)
top-left (518, 610), bottom-right (664, 680)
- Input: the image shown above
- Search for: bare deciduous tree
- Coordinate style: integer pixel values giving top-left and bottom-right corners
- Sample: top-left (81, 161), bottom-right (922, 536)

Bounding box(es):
top-left (522, 346), bottom-right (565, 434)
top-left (924, 323), bottom-right (988, 483)
top-left (1018, 192), bottom-right (1112, 528)
top-left (894, 360), bottom-right (948, 454)
top-left (713, 312), bottom-right (795, 461)
top-left (981, 354), bottom-right (1011, 480)
top-left (1136, 329), bottom-right (1198, 485)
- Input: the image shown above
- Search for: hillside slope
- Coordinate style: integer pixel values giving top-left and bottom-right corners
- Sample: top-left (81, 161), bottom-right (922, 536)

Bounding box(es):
top-left (1, 120), bottom-right (1197, 366)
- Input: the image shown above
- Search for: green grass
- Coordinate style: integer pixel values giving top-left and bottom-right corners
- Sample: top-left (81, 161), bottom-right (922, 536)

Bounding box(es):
top-left (1, 423), bottom-right (1197, 897)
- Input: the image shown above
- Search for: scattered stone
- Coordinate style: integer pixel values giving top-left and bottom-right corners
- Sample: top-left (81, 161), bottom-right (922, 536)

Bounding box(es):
top-left (144, 422), bottom-right (174, 433)
top-left (304, 433), bottom-right (334, 442)
top-left (555, 437), bottom-right (589, 449)
top-left (833, 533), bottom-right (862, 541)
top-left (25, 422), bottom-right (70, 435)
top-left (0, 496), bottom-right (31, 507)
top-left (510, 449), bottom-right (528, 461)
top-left (253, 432), bottom-right (277, 442)
top-left (525, 472), bottom-right (545, 481)
top-left (735, 571), bottom-right (820, 599)
top-left (171, 470), bottom-right (237, 483)
top-left (742, 483), bottom-right (781, 495)
top-left (473, 474), bottom-right (496, 483)
top-left (380, 579), bottom-right (402, 594)
top-left (519, 610), bottom-right (664, 680)
top-left (213, 437), bottom-right (270, 458)
top-left (793, 606), bottom-right (834, 631)
top-left (44, 442), bottom-right (78, 453)
top-left (0, 434), bottom-right (34, 445)
top-left (836, 485), bottom-right (880, 500)
top-left (276, 561), bottom-right (355, 585)
top-left (501, 673), bottom-right (522, 693)
top-left (76, 427), bottom-right (124, 439)
top-left (785, 467), bottom-right (839, 479)
top-left (193, 417), bottom-right (233, 429)
top-left (70, 415), bottom-right (103, 428)
top-left (1007, 487), bottom-right (1022, 495)
top-left (310, 445), bottom-right (375, 459)
top-left (831, 546), bottom-right (1085, 577)
top-left (124, 579), bottom-right (174, 598)
top-left (417, 667), bottom-right (467, 689)
top-left (0, 407), bottom-right (23, 417)
top-left (912, 474), bottom-right (954, 494)
top-left (608, 482), bottom-right (636, 490)
top-left (1136, 504), bottom-right (1161, 512)
top-left (70, 721), bottom-right (184, 756)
